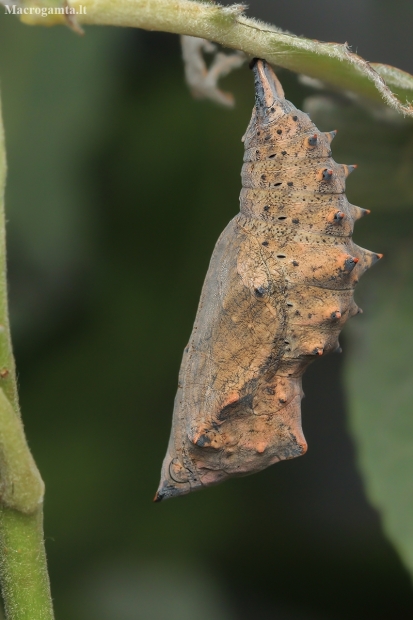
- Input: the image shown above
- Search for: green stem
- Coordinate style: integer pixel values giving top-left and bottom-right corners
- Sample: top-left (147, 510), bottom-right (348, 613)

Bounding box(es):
top-left (18, 0), bottom-right (413, 116)
top-left (0, 96), bottom-right (53, 618)
top-left (0, 509), bottom-right (53, 620)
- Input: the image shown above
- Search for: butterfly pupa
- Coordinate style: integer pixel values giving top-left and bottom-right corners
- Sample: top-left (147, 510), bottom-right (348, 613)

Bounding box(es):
top-left (154, 59), bottom-right (381, 502)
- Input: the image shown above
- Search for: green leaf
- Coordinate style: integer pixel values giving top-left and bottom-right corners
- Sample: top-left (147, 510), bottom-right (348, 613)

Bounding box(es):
top-left (345, 233), bottom-right (413, 578)
top-left (372, 63), bottom-right (413, 105)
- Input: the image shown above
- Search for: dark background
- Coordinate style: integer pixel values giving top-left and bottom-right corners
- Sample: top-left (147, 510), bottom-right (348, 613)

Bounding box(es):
top-left (0, 1), bottom-right (412, 618)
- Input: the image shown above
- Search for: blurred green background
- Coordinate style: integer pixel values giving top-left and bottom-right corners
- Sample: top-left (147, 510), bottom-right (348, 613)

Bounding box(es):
top-left (1, 1), bottom-right (413, 618)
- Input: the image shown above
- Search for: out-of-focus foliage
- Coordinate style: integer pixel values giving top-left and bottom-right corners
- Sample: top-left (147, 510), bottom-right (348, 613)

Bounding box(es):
top-left (1, 5), bottom-right (413, 620)
top-left (0, 20), bottom-right (123, 348)
top-left (347, 248), bottom-right (413, 580)
top-left (305, 93), bottom-right (413, 580)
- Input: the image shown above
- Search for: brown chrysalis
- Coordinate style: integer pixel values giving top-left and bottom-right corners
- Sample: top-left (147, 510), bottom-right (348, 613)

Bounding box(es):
top-left (155, 59), bottom-right (381, 502)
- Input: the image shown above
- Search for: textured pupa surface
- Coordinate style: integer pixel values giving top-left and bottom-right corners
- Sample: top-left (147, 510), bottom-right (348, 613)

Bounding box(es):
top-left (155, 59), bottom-right (381, 502)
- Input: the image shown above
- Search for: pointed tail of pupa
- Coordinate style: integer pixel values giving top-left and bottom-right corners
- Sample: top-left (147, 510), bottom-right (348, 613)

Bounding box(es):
top-left (154, 450), bottom-right (191, 503)
top-left (251, 58), bottom-right (285, 108)
top-left (250, 58), bottom-right (288, 123)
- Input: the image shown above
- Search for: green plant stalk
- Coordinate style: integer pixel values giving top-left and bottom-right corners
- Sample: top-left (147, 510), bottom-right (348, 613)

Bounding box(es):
top-left (0, 509), bottom-right (53, 620)
top-left (17, 0), bottom-right (413, 117)
top-left (0, 100), bottom-right (53, 618)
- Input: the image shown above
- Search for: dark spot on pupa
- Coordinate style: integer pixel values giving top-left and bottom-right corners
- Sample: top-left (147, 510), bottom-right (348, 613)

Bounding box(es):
top-left (344, 257), bottom-right (358, 272)
top-left (261, 174), bottom-right (266, 180)
top-left (262, 241), bottom-right (269, 246)
top-left (292, 218), bottom-right (299, 224)
top-left (277, 129), bottom-right (282, 135)
top-left (308, 313), bottom-right (312, 319)
top-left (292, 260), bottom-right (299, 266)
top-left (287, 182), bottom-right (293, 187)
top-left (293, 115), bottom-right (298, 121)
top-left (254, 286), bottom-right (266, 298)
top-left (281, 151), bottom-right (287, 156)
top-left (218, 394), bottom-right (253, 421)
top-left (263, 205), bottom-right (270, 211)
top-left (195, 434), bottom-right (211, 448)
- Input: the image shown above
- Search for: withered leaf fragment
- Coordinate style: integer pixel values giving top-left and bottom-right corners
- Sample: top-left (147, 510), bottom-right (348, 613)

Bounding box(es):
top-left (155, 59), bottom-right (381, 502)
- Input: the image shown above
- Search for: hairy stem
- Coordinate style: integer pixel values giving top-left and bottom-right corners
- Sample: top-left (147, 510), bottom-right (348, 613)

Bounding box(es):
top-left (0, 509), bottom-right (53, 620)
top-left (17, 0), bottom-right (413, 117)
top-left (0, 99), bottom-right (53, 618)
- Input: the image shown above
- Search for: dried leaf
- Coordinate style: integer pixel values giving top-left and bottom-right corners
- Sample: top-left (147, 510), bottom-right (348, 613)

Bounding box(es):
top-left (181, 35), bottom-right (245, 106)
